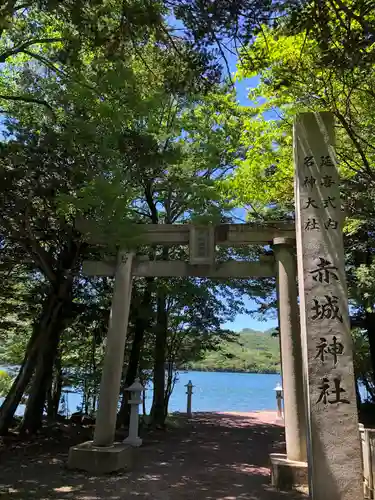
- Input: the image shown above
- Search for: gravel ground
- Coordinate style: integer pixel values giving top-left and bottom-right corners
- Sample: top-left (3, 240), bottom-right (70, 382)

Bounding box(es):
top-left (0, 411), bottom-right (308, 500)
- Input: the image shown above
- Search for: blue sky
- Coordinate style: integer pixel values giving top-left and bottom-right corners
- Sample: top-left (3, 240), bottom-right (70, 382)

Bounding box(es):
top-left (217, 53), bottom-right (278, 333)
top-left (223, 312), bottom-right (277, 332)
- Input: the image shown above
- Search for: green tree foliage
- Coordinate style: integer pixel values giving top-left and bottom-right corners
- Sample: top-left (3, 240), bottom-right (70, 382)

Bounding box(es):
top-left (225, 27), bottom-right (375, 205)
top-left (0, 0), bottom-right (281, 435)
top-left (225, 16), bottom-right (375, 391)
top-left (0, 370), bottom-right (12, 398)
top-left (352, 328), bottom-right (375, 401)
top-left (6, 0), bottom-right (373, 436)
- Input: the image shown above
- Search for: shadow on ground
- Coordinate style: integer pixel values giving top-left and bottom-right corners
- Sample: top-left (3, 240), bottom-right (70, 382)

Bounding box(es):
top-left (0, 412), bottom-right (308, 499)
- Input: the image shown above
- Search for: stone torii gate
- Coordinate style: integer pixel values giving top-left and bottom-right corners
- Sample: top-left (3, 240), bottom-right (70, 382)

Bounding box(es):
top-left (67, 221), bottom-right (306, 474)
top-left (68, 112), bottom-right (363, 500)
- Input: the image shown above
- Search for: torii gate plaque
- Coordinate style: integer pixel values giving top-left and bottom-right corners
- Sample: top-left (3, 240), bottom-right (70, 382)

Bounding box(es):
top-left (189, 225), bottom-right (215, 265)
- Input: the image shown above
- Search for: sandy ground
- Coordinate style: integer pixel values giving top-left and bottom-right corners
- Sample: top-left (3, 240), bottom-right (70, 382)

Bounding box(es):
top-left (0, 411), bottom-right (308, 500)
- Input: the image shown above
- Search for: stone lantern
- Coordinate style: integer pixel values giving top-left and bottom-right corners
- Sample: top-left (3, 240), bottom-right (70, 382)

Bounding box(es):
top-left (124, 378), bottom-right (144, 447)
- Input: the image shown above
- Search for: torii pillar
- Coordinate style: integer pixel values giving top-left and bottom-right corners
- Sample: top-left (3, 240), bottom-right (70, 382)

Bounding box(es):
top-left (67, 251), bottom-right (135, 474)
top-left (270, 237), bottom-right (308, 489)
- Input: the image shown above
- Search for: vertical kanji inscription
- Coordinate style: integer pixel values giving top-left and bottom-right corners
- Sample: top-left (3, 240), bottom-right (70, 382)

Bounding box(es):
top-left (294, 112), bottom-right (363, 500)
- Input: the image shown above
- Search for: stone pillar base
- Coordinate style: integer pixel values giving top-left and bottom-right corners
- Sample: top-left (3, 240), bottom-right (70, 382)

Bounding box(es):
top-left (270, 453), bottom-right (308, 491)
top-left (67, 441), bottom-right (134, 474)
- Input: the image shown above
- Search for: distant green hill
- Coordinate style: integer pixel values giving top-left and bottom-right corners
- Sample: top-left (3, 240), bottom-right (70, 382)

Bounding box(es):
top-left (187, 328), bottom-right (281, 374)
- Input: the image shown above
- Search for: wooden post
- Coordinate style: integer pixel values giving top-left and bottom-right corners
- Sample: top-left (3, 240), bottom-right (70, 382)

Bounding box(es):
top-left (185, 381), bottom-right (193, 418)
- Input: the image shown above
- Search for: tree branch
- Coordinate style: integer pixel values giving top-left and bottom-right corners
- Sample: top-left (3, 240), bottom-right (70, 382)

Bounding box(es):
top-left (211, 32), bottom-right (234, 86)
top-left (0, 94), bottom-right (55, 115)
top-left (144, 182), bottom-right (159, 224)
top-left (334, 109), bottom-right (375, 180)
top-left (22, 49), bottom-right (67, 77)
top-left (0, 37), bottom-right (64, 63)
top-left (20, 208), bottom-right (57, 285)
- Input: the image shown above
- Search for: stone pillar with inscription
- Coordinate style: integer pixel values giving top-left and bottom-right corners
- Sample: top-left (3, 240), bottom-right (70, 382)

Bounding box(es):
top-left (294, 112), bottom-right (363, 499)
top-left (67, 251), bottom-right (136, 474)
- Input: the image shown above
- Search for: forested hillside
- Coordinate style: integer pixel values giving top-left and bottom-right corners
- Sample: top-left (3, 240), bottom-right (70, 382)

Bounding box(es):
top-left (188, 328), bottom-right (280, 373)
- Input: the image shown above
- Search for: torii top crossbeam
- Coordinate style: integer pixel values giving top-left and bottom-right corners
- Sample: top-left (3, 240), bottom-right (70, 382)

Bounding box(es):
top-left (76, 219), bottom-right (296, 246)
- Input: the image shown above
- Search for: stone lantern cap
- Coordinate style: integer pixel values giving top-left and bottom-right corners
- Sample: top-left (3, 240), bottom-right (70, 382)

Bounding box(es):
top-left (126, 378), bottom-right (144, 393)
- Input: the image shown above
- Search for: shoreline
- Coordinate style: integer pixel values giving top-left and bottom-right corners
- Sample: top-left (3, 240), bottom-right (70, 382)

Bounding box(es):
top-left (172, 410), bottom-right (285, 427)
top-left (219, 410), bottom-right (285, 426)
top-left (182, 368), bottom-right (281, 375)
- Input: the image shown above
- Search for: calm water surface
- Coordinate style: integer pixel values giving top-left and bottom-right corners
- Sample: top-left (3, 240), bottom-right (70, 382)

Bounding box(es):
top-left (1, 370), bottom-right (369, 416)
top-left (162, 371), bottom-right (282, 414)
top-left (65, 371), bottom-right (283, 414)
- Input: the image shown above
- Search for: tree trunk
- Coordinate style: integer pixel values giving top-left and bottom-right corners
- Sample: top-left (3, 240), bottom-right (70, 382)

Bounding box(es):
top-left (363, 239), bottom-right (375, 384)
top-left (355, 376), bottom-right (361, 410)
top-left (0, 230), bottom-right (81, 435)
top-left (117, 278), bottom-right (153, 427)
top-left (164, 361), bottom-right (175, 418)
top-left (83, 377), bottom-right (89, 414)
top-left (0, 338), bottom-right (39, 434)
top-left (365, 311), bottom-right (375, 384)
top-left (0, 291), bottom-right (62, 435)
top-left (20, 277), bottom-right (73, 434)
top-left (47, 352), bottom-right (63, 420)
top-left (150, 286), bottom-right (168, 427)
top-left (90, 333), bottom-right (97, 416)
top-left (20, 315), bottom-right (63, 434)
top-left (142, 389), bottom-right (146, 416)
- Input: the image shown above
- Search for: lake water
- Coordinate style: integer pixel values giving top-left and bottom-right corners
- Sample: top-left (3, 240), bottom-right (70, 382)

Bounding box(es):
top-left (1, 370), bottom-right (370, 416)
top-left (64, 371), bottom-right (283, 415)
top-left (2, 371), bottom-right (282, 416)
top-left (161, 371), bottom-right (283, 413)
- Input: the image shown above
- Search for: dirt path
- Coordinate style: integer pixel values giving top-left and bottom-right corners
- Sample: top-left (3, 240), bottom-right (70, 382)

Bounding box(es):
top-left (0, 412), bottom-right (308, 500)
